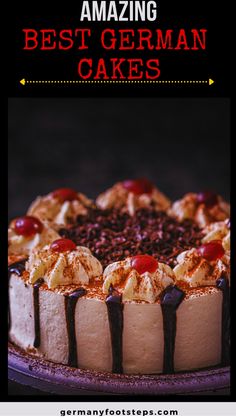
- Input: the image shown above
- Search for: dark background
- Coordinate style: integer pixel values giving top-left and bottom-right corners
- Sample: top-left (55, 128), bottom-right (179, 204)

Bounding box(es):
top-left (8, 98), bottom-right (230, 220)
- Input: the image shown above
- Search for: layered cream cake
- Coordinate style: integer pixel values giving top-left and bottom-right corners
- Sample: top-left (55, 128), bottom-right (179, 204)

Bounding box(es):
top-left (8, 180), bottom-right (230, 375)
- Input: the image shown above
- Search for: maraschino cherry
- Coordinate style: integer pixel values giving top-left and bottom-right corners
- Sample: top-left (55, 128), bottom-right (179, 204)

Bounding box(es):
top-left (131, 254), bottom-right (158, 275)
top-left (122, 178), bottom-right (154, 195)
top-left (197, 191), bottom-right (218, 208)
top-left (50, 238), bottom-right (77, 253)
top-left (14, 216), bottom-right (43, 237)
top-left (51, 188), bottom-right (78, 202)
top-left (197, 241), bottom-right (225, 261)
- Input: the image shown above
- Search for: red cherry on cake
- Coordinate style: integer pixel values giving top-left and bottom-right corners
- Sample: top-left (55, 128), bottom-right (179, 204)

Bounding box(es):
top-left (197, 241), bottom-right (225, 261)
top-left (122, 178), bottom-right (154, 195)
top-left (197, 191), bottom-right (218, 208)
top-left (14, 216), bottom-right (43, 237)
top-left (131, 254), bottom-right (158, 275)
top-left (51, 188), bottom-right (78, 202)
top-left (50, 238), bottom-right (77, 253)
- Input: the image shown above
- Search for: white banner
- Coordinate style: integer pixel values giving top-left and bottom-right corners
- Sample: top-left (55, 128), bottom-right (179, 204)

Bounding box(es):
top-left (0, 403), bottom-right (236, 416)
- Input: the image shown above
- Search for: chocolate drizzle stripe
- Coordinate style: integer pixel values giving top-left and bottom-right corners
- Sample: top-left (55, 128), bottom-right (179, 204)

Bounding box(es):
top-left (8, 259), bottom-right (28, 331)
top-left (106, 287), bottom-right (124, 374)
top-left (216, 277), bottom-right (230, 366)
top-left (161, 285), bottom-right (185, 374)
top-left (65, 288), bottom-right (87, 368)
top-left (33, 278), bottom-right (44, 348)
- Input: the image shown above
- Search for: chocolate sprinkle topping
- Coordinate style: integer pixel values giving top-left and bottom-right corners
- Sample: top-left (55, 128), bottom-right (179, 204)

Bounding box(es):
top-left (59, 208), bottom-right (203, 268)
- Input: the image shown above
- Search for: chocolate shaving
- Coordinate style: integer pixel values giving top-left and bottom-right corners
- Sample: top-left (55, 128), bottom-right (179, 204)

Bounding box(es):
top-left (59, 208), bottom-right (203, 268)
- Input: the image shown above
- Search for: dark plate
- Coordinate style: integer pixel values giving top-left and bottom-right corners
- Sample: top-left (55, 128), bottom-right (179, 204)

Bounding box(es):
top-left (8, 343), bottom-right (230, 395)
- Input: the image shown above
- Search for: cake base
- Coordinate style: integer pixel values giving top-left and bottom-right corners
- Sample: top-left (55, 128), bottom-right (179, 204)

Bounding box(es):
top-left (8, 343), bottom-right (230, 395)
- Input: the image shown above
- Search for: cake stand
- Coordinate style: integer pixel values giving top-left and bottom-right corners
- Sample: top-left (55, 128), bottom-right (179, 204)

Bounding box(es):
top-left (8, 343), bottom-right (230, 395)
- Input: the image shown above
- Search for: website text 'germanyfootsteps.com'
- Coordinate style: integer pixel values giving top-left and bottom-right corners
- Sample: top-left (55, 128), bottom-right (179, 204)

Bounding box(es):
top-left (60, 409), bottom-right (179, 417)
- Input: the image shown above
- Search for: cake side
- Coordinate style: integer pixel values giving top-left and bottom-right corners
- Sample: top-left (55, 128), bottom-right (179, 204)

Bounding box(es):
top-left (9, 273), bottom-right (223, 374)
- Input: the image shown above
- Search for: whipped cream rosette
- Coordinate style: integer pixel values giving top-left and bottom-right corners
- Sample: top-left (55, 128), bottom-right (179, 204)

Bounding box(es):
top-left (103, 254), bottom-right (175, 303)
top-left (26, 239), bottom-right (103, 289)
top-left (174, 241), bottom-right (230, 287)
top-left (168, 191), bottom-right (230, 228)
top-left (96, 179), bottom-right (170, 216)
top-left (27, 187), bottom-right (93, 226)
top-left (202, 219), bottom-right (230, 251)
top-left (8, 215), bottom-right (60, 256)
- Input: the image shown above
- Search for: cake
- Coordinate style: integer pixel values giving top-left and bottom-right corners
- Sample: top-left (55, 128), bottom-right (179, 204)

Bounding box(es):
top-left (8, 180), bottom-right (230, 375)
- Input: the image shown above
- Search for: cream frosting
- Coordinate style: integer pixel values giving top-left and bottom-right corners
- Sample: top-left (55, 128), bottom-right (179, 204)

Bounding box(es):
top-left (168, 193), bottom-right (230, 228)
top-left (103, 258), bottom-right (175, 303)
top-left (223, 233), bottom-right (230, 252)
top-left (96, 182), bottom-right (170, 216)
top-left (8, 221), bottom-right (60, 256)
top-left (26, 245), bottom-right (103, 289)
top-left (202, 219), bottom-right (230, 251)
top-left (27, 192), bottom-right (92, 225)
top-left (174, 248), bottom-right (230, 287)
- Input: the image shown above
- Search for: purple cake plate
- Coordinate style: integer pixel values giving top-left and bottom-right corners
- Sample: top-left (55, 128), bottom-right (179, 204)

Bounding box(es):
top-left (8, 343), bottom-right (230, 395)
